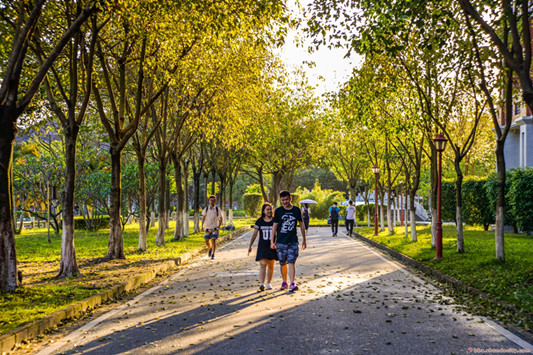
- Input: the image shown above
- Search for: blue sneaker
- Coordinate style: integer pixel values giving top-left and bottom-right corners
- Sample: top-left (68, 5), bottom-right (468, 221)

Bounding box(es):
top-left (208, 249), bottom-right (212, 257)
top-left (280, 282), bottom-right (288, 290)
top-left (289, 283), bottom-right (298, 292)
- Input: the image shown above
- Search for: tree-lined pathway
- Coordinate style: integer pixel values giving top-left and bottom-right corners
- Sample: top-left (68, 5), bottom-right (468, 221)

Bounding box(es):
top-left (37, 228), bottom-right (531, 354)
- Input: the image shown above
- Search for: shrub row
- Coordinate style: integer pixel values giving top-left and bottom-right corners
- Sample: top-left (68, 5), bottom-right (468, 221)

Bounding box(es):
top-left (441, 168), bottom-right (533, 232)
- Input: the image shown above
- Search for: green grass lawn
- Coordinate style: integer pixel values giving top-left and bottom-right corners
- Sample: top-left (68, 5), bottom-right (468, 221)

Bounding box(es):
top-left (356, 224), bottom-right (533, 329)
top-left (0, 218), bottom-right (254, 335)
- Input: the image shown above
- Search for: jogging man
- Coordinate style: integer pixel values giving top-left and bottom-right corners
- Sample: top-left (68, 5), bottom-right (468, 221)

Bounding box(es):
top-left (271, 190), bottom-right (307, 292)
top-left (202, 195), bottom-right (223, 259)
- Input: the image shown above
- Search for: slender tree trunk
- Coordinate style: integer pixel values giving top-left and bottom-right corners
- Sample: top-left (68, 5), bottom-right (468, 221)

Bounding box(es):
top-left (165, 182), bottom-right (170, 229)
top-left (257, 167), bottom-right (269, 202)
top-left (455, 159), bottom-right (465, 253)
top-left (387, 191), bottom-right (393, 235)
top-left (0, 112), bottom-right (19, 291)
top-left (204, 172), bottom-right (209, 204)
top-left (270, 171), bottom-right (283, 207)
top-left (107, 148), bottom-right (125, 259)
top-left (173, 156), bottom-right (184, 241)
top-left (430, 150), bottom-right (437, 248)
top-left (228, 181), bottom-right (234, 223)
top-left (495, 141), bottom-right (506, 261)
top-left (182, 160), bottom-right (189, 238)
top-left (404, 188), bottom-right (408, 238)
top-left (57, 133), bottom-right (79, 277)
top-left (193, 172), bottom-right (201, 233)
top-left (366, 202), bottom-right (371, 227)
top-left (137, 153), bottom-right (148, 251)
top-left (379, 192), bottom-right (385, 232)
top-left (409, 191), bottom-right (417, 242)
top-left (156, 161), bottom-right (167, 246)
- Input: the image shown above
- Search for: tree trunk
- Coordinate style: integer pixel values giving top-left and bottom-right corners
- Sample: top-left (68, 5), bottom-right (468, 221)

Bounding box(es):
top-left (107, 148), bottom-right (125, 259)
top-left (257, 167), bottom-right (269, 202)
top-left (156, 161), bottom-right (167, 246)
top-left (366, 202), bottom-right (371, 227)
top-left (495, 141), bottom-right (506, 261)
top-left (193, 172), bottom-right (201, 233)
top-left (404, 189), bottom-right (408, 238)
top-left (228, 180), bottom-right (234, 223)
top-left (387, 191), bottom-right (393, 235)
top-left (204, 172), bottom-right (209, 206)
top-left (409, 191), bottom-right (417, 242)
top-left (379, 192), bottom-right (385, 232)
top-left (0, 115), bottom-right (19, 291)
top-left (173, 156), bottom-right (184, 241)
top-left (270, 171), bottom-right (283, 207)
top-left (136, 153), bottom-right (148, 251)
top-left (57, 133), bottom-right (80, 277)
top-left (430, 150), bottom-right (437, 248)
top-left (182, 160), bottom-right (189, 238)
top-left (455, 159), bottom-right (465, 253)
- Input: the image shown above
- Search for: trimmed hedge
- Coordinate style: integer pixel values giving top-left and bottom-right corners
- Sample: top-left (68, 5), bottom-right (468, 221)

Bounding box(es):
top-left (439, 168), bottom-right (533, 233)
top-left (508, 168), bottom-right (533, 233)
top-left (242, 193), bottom-right (264, 218)
top-left (73, 216), bottom-right (110, 231)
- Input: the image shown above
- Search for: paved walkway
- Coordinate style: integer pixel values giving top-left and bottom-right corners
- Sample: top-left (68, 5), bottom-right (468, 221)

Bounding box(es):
top-left (39, 227), bottom-right (533, 354)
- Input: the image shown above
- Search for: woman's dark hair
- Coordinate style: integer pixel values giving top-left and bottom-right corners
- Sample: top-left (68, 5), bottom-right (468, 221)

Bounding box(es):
top-left (261, 202), bottom-right (273, 218)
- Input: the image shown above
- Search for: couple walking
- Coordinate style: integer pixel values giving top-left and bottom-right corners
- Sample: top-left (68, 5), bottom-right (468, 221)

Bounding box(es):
top-left (248, 191), bottom-right (307, 292)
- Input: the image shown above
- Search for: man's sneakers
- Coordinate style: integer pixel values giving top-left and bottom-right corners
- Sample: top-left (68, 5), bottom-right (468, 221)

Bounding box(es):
top-left (211, 254), bottom-right (215, 260)
top-left (266, 283), bottom-right (272, 290)
top-left (280, 281), bottom-right (288, 290)
top-left (289, 283), bottom-right (299, 292)
top-left (208, 249), bottom-right (212, 258)
top-left (259, 284), bottom-right (265, 292)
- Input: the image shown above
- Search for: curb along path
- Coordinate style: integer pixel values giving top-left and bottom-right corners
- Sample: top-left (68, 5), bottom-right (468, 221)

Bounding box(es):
top-left (0, 227), bottom-right (250, 354)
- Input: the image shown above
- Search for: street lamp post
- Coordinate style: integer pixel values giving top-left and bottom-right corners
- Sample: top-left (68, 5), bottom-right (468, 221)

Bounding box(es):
top-left (434, 134), bottom-right (447, 259)
top-left (372, 164), bottom-right (380, 236)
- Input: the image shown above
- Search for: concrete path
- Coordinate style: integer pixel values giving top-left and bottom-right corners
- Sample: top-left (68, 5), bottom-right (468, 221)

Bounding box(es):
top-left (38, 227), bottom-right (533, 355)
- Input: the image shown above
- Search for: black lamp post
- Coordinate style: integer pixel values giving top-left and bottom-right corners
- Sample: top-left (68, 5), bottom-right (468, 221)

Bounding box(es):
top-left (434, 133), bottom-right (447, 259)
top-left (372, 164), bottom-right (380, 236)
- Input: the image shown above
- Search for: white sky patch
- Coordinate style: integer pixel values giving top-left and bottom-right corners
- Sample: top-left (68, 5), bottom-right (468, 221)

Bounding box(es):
top-left (278, 0), bottom-right (363, 97)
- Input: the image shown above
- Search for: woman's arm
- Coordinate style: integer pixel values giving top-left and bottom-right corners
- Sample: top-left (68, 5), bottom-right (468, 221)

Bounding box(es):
top-left (248, 229), bottom-right (259, 255)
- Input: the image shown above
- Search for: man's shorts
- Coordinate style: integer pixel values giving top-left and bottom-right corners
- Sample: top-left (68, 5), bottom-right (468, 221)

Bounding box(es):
top-left (204, 228), bottom-right (219, 240)
top-left (276, 242), bottom-right (299, 266)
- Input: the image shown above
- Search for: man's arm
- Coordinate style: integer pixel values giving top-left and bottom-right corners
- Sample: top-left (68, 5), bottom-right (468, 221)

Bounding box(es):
top-left (271, 222), bottom-right (278, 249)
top-left (201, 214), bottom-right (206, 230)
top-left (299, 220), bottom-right (306, 250)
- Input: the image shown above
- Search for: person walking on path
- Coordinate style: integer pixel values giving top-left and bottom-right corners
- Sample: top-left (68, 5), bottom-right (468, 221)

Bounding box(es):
top-left (345, 200), bottom-right (356, 236)
top-left (248, 203), bottom-right (278, 291)
top-left (202, 195), bottom-right (223, 259)
top-left (301, 203), bottom-right (311, 232)
top-left (271, 190), bottom-right (307, 292)
top-left (329, 202), bottom-right (340, 237)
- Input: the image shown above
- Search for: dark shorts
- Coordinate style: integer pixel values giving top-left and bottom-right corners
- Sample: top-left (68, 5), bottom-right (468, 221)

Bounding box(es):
top-left (204, 229), bottom-right (219, 240)
top-left (276, 242), bottom-right (299, 266)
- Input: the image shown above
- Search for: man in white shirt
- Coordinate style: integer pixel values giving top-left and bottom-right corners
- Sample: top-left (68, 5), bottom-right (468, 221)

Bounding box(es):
top-left (202, 195), bottom-right (223, 259)
top-left (345, 200), bottom-right (356, 236)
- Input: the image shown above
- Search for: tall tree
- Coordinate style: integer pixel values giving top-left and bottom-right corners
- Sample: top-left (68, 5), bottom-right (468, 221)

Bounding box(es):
top-left (0, 0), bottom-right (97, 291)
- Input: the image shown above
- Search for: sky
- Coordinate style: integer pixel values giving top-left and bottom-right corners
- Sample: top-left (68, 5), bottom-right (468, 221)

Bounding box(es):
top-left (279, 0), bottom-right (362, 96)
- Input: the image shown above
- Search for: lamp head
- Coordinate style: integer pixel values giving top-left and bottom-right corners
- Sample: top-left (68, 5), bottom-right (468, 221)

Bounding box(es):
top-left (371, 164), bottom-right (380, 174)
top-left (434, 133), bottom-right (447, 152)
